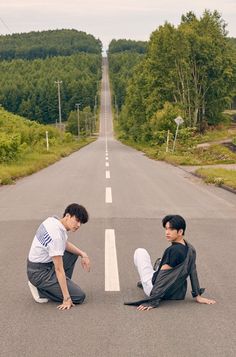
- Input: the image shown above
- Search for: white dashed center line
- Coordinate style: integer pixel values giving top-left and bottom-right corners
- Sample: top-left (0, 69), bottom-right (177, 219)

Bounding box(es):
top-left (105, 229), bottom-right (120, 291)
top-left (105, 187), bottom-right (112, 203)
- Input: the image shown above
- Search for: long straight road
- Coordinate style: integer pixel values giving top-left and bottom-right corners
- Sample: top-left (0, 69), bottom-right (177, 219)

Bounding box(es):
top-left (1, 58), bottom-right (236, 357)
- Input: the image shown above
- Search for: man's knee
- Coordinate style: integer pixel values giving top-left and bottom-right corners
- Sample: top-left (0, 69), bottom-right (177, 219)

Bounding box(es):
top-left (72, 290), bottom-right (86, 304)
top-left (134, 248), bottom-right (148, 265)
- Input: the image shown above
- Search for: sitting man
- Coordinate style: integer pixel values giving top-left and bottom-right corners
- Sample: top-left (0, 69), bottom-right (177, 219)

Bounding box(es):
top-left (125, 215), bottom-right (216, 311)
top-left (27, 203), bottom-right (90, 310)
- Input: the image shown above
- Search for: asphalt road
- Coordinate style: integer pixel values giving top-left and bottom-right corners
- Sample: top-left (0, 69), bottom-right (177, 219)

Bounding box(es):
top-left (1, 58), bottom-right (236, 357)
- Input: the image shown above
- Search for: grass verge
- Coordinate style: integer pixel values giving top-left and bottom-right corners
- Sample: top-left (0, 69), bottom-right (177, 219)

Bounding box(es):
top-left (115, 125), bottom-right (236, 191)
top-left (118, 138), bottom-right (236, 166)
top-left (195, 167), bottom-right (236, 190)
top-left (0, 137), bottom-right (95, 185)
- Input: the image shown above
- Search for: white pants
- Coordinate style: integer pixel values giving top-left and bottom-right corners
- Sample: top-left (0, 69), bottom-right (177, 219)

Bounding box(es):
top-left (134, 248), bottom-right (155, 296)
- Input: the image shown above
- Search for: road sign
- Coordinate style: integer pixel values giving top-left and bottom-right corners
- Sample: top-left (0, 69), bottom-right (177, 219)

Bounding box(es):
top-left (172, 116), bottom-right (184, 152)
top-left (174, 116), bottom-right (184, 125)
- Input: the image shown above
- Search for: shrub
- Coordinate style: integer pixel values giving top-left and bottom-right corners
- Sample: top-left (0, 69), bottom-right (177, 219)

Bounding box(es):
top-left (152, 130), bottom-right (174, 145)
top-left (0, 133), bottom-right (21, 163)
top-left (149, 102), bottom-right (184, 133)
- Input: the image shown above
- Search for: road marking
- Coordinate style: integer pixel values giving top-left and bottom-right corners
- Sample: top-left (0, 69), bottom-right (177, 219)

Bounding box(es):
top-left (105, 229), bottom-right (120, 291)
top-left (106, 157), bottom-right (109, 161)
top-left (106, 162), bottom-right (109, 167)
top-left (106, 170), bottom-right (110, 179)
top-left (106, 187), bottom-right (112, 203)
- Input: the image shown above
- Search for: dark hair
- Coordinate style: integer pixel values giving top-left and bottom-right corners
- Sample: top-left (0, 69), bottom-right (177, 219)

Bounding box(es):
top-left (162, 215), bottom-right (186, 235)
top-left (63, 203), bottom-right (89, 224)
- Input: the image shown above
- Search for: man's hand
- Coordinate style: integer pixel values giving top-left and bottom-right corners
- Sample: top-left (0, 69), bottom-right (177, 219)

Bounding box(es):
top-left (137, 305), bottom-right (154, 311)
top-left (195, 295), bottom-right (216, 305)
top-left (81, 255), bottom-right (90, 272)
top-left (57, 298), bottom-right (75, 310)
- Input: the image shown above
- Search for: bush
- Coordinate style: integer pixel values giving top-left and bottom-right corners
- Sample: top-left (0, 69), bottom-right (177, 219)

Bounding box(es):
top-left (178, 127), bottom-right (197, 145)
top-left (152, 130), bottom-right (174, 145)
top-left (0, 133), bottom-right (21, 163)
top-left (149, 102), bottom-right (184, 133)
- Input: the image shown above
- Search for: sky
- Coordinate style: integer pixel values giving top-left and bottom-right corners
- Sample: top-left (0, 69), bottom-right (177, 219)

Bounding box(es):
top-left (0, 0), bottom-right (236, 51)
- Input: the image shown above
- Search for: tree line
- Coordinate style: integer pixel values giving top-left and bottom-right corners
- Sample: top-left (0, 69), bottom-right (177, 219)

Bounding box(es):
top-left (0, 29), bottom-right (102, 60)
top-left (108, 40), bottom-right (147, 111)
top-left (108, 39), bottom-right (147, 54)
top-left (109, 10), bottom-right (236, 144)
top-left (0, 30), bottom-right (102, 127)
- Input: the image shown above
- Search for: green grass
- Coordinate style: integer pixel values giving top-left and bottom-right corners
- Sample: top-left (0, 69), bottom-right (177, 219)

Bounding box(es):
top-left (0, 137), bottom-right (95, 184)
top-left (159, 144), bottom-right (236, 165)
top-left (196, 167), bottom-right (236, 190)
top-left (194, 126), bottom-right (236, 143)
top-left (114, 120), bottom-right (236, 190)
top-left (118, 137), bottom-right (236, 166)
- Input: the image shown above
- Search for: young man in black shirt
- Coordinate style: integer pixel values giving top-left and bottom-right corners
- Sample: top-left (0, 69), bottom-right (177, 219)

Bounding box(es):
top-left (125, 215), bottom-right (216, 311)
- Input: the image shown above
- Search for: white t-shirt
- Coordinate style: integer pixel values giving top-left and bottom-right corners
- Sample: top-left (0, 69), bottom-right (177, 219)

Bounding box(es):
top-left (28, 216), bottom-right (68, 263)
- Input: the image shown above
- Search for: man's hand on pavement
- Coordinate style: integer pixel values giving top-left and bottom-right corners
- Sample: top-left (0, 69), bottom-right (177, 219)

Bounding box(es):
top-left (57, 298), bottom-right (75, 310)
top-left (195, 295), bottom-right (216, 305)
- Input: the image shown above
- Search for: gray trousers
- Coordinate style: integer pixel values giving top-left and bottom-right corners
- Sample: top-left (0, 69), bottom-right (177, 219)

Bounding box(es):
top-left (27, 251), bottom-right (86, 304)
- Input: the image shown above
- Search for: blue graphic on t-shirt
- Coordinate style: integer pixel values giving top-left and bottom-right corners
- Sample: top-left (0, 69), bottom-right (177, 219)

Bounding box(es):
top-left (36, 224), bottom-right (52, 247)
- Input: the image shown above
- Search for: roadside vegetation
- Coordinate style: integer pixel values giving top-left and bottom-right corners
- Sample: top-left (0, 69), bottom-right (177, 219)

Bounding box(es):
top-left (0, 108), bottom-right (95, 184)
top-left (108, 39), bottom-right (147, 111)
top-left (109, 10), bottom-right (236, 191)
top-left (196, 167), bottom-right (236, 190)
top-left (0, 29), bottom-right (102, 184)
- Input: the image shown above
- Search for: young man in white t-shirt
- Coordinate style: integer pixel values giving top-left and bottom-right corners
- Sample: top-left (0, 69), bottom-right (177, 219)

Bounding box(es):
top-left (27, 203), bottom-right (90, 310)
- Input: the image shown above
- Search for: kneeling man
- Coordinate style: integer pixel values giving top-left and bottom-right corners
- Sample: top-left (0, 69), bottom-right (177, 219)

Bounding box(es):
top-left (27, 203), bottom-right (90, 310)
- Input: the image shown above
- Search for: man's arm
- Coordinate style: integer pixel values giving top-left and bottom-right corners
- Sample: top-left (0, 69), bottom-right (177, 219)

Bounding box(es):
top-left (190, 256), bottom-right (216, 305)
top-left (66, 241), bottom-right (90, 272)
top-left (52, 255), bottom-right (74, 310)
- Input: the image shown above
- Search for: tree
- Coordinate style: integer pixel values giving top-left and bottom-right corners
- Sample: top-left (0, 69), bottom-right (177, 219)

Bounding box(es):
top-left (115, 10), bottom-right (236, 141)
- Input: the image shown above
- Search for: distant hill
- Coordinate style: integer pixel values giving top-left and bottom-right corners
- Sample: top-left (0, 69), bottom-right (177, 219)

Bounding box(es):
top-left (108, 39), bottom-right (147, 54)
top-left (0, 29), bottom-right (102, 60)
top-left (0, 29), bottom-right (102, 124)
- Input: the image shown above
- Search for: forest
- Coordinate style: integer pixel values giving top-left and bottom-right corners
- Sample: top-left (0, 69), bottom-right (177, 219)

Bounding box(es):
top-left (0, 29), bottom-right (102, 127)
top-left (0, 29), bottom-right (102, 60)
top-left (108, 11), bottom-right (236, 144)
top-left (108, 39), bottom-right (147, 111)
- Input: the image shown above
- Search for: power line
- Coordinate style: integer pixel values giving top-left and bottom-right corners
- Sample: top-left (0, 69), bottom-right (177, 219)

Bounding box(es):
top-left (0, 17), bottom-right (12, 34)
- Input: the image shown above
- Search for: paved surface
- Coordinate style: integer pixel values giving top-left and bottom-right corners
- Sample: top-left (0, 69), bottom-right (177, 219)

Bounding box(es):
top-left (1, 58), bottom-right (236, 357)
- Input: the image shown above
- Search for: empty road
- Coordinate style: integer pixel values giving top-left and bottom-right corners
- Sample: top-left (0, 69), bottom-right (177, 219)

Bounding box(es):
top-left (0, 58), bottom-right (236, 357)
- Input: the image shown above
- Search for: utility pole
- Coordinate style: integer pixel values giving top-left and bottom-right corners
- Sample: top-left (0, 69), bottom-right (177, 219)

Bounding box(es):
top-left (55, 80), bottom-right (62, 128)
top-left (93, 95), bottom-right (97, 133)
top-left (75, 103), bottom-right (81, 139)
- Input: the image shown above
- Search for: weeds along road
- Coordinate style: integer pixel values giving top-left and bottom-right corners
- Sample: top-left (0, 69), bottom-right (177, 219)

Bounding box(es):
top-left (0, 58), bottom-right (236, 357)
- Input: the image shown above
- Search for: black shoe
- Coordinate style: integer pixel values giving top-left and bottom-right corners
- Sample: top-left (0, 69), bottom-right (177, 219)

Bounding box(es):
top-left (137, 281), bottom-right (143, 289)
